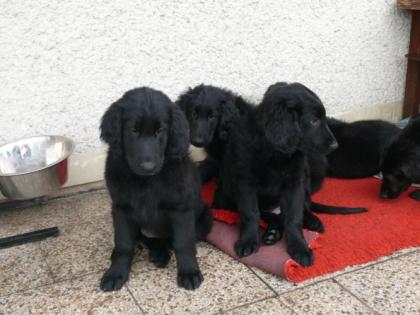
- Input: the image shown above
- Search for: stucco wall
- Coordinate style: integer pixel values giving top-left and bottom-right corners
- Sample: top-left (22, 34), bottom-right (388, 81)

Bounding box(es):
top-left (0, 1), bottom-right (411, 153)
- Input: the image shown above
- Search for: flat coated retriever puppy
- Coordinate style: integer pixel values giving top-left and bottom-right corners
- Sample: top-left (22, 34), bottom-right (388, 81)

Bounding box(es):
top-left (326, 118), bottom-right (401, 178)
top-left (177, 84), bottom-right (253, 182)
top-left (215, 82), bottom-right (338, 266)
top-left (380, 114), bottom-right (420, 200)
top-left (100, 87), bottom-right (212, 291)
top-left (177, 85), bottom-right (304, 242)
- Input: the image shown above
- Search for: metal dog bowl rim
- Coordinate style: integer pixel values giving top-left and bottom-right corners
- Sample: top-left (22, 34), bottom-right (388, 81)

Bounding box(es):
top-left (0, 135), bottom-right (75, 177)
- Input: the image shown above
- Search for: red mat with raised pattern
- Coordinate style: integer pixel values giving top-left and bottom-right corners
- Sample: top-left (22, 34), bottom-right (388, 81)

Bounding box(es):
top-left (202, 178), bottom-right (420, 282)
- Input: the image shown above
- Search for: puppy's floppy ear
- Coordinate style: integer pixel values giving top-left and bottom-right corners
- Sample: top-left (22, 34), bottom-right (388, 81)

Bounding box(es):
top-left (100, 99), bottom-right (124, 156)
top-left (299, 84), bottom-right (323, 104)
top-left (167, 104), bottom-right (190, 159)
top-left (218, 98), bottom-right (240, 140)
top-left (176, 89), bottom-right (191, 114)
top-left (264, 82), bottom-right (288, 98)
top-left (177, 86), bottom-right (200, 116)
top-left (260, 99), bottom-right (302, 154)
top-left (176, 85), bottom-right (205, 116)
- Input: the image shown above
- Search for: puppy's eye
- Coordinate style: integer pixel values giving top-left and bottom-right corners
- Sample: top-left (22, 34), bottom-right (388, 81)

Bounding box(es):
top-left (155, 128), bottom-right (164, 136)
top-left (208, 114), bottom-right (215, 120)
top-left (310, 119), bottom-right (321, 127)
top-left (131, 127), bottom-right (138, 133)
top-left (191, 111), bottom-right (198, 119)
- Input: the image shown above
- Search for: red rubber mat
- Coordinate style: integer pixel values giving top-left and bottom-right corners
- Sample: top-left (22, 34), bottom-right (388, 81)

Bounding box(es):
top-left (202, 178), bottom-right (420, 282)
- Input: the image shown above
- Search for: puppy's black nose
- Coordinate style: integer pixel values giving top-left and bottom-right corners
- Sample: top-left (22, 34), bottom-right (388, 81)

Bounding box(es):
top-left (329, 140), bottom-right (339, 151)
top-left (140, 161), bottom-right (156, 171)
top-left (192, 137), bottom-right (204, 147)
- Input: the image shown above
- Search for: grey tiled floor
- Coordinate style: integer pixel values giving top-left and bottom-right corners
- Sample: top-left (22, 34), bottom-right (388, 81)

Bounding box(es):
top-left (0, 186), bottom-right (419, 314)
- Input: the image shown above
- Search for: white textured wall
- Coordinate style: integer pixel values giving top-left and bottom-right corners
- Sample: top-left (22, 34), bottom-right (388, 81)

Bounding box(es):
top-left (0, 1), bottom-right (411, 153)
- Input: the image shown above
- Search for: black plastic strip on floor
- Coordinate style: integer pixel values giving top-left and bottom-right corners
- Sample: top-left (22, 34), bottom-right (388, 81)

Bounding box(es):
top-left (0, 227), bottom-right (59, 249)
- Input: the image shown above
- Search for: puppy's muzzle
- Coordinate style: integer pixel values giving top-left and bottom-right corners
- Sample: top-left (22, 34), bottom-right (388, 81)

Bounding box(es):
top-left (140, 161), bottom-right (157, 172)
top-left (329, 140), bottom-right (339, 152)
top-left (191, 136), bottom-right (205, 147)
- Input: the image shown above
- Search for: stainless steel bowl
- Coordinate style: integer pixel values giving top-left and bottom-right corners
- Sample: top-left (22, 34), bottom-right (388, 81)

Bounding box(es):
top-left (0, 136), bottom-right (75, 200)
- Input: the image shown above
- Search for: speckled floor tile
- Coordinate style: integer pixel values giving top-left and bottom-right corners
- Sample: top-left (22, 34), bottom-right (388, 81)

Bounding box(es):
top-left (0, 243), bottom-right (54, 297)
top-left (0, 273), bottom-right (142, 315)
top-left (250, 247), bottom-right (420, 295)
top-left (127, 249), bottom-right (275, 315)
top-left (224, 297), bottom-right (293, 315)
top-left (336, 250), bottom-right (420, 314)
top-left (0, 202), bottom-right (61, 239)
top-left (50, 189), bottom-right (111, 224)
top-left (0, 190), bottom-right (110, 238)
top-left (279, 280), bottom-right (373, 315)
top-left (39, 215), bottom-right (114, 281)
top-left (196, 241), bottom-right (217, 258)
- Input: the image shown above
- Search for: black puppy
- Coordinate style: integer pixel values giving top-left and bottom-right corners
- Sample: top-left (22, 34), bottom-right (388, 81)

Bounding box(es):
top-left (216, 82), bottom-right (338, 266)
top-left (326, 118), bottom-right (401, 178)
top-left (177, 84), bottom-right (253, 182)
top-left (100, 87), bottom-right (212, 291)
top-left (179, 84), bottom-right (365, 246)
top-left (381, 114), bottom-right (420, 199)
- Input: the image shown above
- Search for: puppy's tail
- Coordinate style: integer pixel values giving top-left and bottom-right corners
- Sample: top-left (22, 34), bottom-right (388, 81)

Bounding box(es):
top-left (311, 202), bottom-right (367, 214)
top-left (196, 204), bottom-right (213, 241)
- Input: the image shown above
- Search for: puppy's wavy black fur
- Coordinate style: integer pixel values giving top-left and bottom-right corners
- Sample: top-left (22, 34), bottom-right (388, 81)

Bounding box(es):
top-left (100, 87), bottom-right (212, 292)
top-left (380, 114), bottom-right (420, 200)
top-left (214, 82), bottom-right (339, 266)
top-left (177, 84), bottom-right (253, 182)
top-left (326, 118), bottom-right (401, 178)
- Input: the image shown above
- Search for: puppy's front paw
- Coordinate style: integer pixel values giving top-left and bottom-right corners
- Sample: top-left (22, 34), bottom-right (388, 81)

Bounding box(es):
top-left (177, 270), bottom-right (204, 290)
top-left (288, 243), bottom-right (314, 267)
top-left (100, 267), bottom-right (129, 292)
top-left (234, 237), bottom-right (260, 257)
top-left (262, 227), bottom-right (282, 245)
top-left (303, 213), bottom-right (324, 233)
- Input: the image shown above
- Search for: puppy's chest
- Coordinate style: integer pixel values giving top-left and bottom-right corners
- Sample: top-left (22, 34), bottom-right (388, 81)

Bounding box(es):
top-left (127, 184), bottom-right (171, 237)
top-left (254, 156), bottom-right (299, 186)
top-left (207, 139), bottom-right (225, 161)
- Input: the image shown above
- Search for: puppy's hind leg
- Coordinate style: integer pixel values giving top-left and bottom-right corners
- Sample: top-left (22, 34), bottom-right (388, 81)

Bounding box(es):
top-left (260, 207), bottom-right (323, 246)
top-left (198, 158), bottom-right (219, 183)
top-left (303, 203), bottom-right (324, 233)
top-left (142, 237), bottom-right (171, 268)
top-left (261, 211), bottom-right (284, 245)
top-left (101, 208), bottom-right (138, 292)
top-left (195, 204), bottom-right (213, 241)
top-left (212, 182), bottom-right (235, 209)
top-left (303, 189), bottom-right (324, 232)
